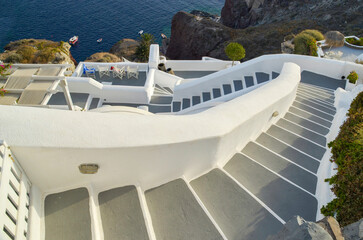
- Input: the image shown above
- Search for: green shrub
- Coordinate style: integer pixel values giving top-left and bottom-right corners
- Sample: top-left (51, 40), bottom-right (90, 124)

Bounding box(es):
top-left (347, 71), bottom-right (358, 84)
top-left (225, 42), bottom-right (246, 65)
top-left (284, 34), bottom-right (295, 41)
top-left (294, 29), bottom-right (324, 56)
top-left (5, 53), bottom-right (23, 63)
top-left (307, 38), bottom-right (318, 56)
top-left (346, 37), bottom-right (363, 46)
top-left (294, 33), bottom-right (315, 55)
top-left (16, 46), bottom-right (36, 63)
top-left (135, 33), bottom-right (155, 62)
top-left (35, 48), bottom-right (58, 63)
top-left (321, 92), bottom-right (363, 226)
top-left (301, 29), bottom-right (324, 41)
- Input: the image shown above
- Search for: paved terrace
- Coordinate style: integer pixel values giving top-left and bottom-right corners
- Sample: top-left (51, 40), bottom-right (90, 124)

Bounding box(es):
top-left (82, 71), bottom-right (147, 87)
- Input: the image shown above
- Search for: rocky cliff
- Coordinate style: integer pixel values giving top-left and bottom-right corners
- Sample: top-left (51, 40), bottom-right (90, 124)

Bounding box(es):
top-left (221, 0), bottom-right (363, 32)
top-left (0, 39), bottom-right (76, 70)
top-left (166, 11), bottom-right (321, 61)
top-left (166, 0), bottom-right (363, 61)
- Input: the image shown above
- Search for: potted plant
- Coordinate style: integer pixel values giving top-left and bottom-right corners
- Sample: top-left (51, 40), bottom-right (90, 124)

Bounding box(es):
top-left (0, 63), bottom-right (12, 79)
top-left (0, 87), bottom-right (7, 97)
top-left (346, 71), bottom-right (359, 90)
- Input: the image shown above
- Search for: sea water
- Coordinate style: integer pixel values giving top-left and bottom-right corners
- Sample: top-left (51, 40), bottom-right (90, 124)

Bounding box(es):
top-left (0, 0), bottom-right (224, 62)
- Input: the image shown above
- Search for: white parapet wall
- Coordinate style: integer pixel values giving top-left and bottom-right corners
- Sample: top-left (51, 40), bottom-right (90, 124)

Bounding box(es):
top-left (173, 54), bottom-right (363, 102)
top-left (0, 62), bottom-right (300, 196)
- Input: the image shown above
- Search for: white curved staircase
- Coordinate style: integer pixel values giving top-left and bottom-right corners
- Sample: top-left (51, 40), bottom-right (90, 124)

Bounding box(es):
top-left (37, 73), bottom-right (343, 240)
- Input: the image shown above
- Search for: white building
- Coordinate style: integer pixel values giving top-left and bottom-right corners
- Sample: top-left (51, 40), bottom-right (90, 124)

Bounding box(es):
top-left (0, 45), bottom-right (362, 240)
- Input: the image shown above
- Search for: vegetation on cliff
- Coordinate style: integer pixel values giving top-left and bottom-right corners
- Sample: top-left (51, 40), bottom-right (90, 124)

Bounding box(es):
top-left (135, 33), bottom-right (155, 62)
top-left (0, 39), bottom-right (76, 68)
top-left (321, 92), bottom-right (363, 226)
top-left (294, 29), bottom-right (324, 56)
top-left (85, 52), bottom-right (121, 62)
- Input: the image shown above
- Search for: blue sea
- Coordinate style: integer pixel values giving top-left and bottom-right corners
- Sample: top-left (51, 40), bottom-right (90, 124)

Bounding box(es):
top-left (0, 0), bottom-right (224, 62)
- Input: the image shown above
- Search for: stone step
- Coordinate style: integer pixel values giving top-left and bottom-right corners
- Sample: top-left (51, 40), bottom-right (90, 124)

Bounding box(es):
top-left (272, 72), bottom-right (280, 79)
top-left (299, 82), bottom-right (335, 95)
top-left (224, 154), bottom-right (318, 222)
top-left (148, 105), bottom-right (171, 113)
top-left (256, 72), bottom-right (270, 84)
top-left (289, 106), bottom-right (332, 128)
top-left (202, 92), bottom-right (211, 102)
top-left (191, 169), bottom-right (283, 240)
top-left (182, 98), bottom-right (190, 109)
top-left (89, 98), bottom-right (100, 110)
top-left (292, 101), bottom-right (334, 121)
top-left (296, 92), bottom-right (335, 109)
top-left (150, 95), bottom-right (173, 104)
top-left (44, 188), bottom-right (92, 240)
top-left (172, 101), bottom-right (181, 112)
top-left (233, 80), bottom-right (243, 91)
top-left (242, 142), bottom-right (317, 194)
top-left (295, 96), bottom-right (336, 115)
top-left (222, 84), bottom-right (232, 95)
top-left (212, 88), bottom-right (221, 98)
top-left (145, 179), bottom-right (223, 240)
top-left (267, 125), bottom-right (326, 159)
top-left (164, 87), bottom-right (173, 94)
top-left (98, 186), bottom-right (149, 240)
top-left (298, 84), bottom-right (335, 98)
top-left (192, 96), bottom-right (201, 106)
top-left (244, 76), bottom-right (254, 87)
top-left (297, 89), bottom-right (335, 104)
top-left (256, 133), bottom-right (320, 173)
top-left (276, 118), bottom-right (326, 146)
top-left (300, 71), bottom-right (345, 90)
top-left (283, 112), bottom-right (330, 136)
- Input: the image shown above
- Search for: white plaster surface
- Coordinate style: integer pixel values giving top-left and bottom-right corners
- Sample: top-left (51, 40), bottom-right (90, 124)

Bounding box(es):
top-left (0, 63), bottom-right (300, 196)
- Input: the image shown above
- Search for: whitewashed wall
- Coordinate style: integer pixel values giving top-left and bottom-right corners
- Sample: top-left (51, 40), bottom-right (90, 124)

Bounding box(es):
top-left (0, 63), bottom-right (300, 195)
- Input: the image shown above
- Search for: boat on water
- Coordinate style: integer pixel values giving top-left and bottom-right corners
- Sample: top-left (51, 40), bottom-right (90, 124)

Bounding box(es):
top-left (69, 36), bottom-right (78, 45)
top-left (161, 33), bottom-right (167, 39)
top-left (138, 30), bottom-right (144, 35)
top-left (97, 38), bottom-right (103, 43)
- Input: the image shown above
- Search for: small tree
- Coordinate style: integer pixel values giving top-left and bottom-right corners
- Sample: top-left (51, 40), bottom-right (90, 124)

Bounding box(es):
top-left (225, 42), bottom-right (245, 66)
top-left (135, 33), bottom-right (155, 62)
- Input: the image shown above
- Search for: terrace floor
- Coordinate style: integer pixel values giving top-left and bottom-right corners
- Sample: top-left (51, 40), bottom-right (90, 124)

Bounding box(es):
top-left (173, 71), bottom-right (216, 79)
top-left (82, 71), bottom-right (147, 86)
top-left (323, 45), bottom-right (363, 62)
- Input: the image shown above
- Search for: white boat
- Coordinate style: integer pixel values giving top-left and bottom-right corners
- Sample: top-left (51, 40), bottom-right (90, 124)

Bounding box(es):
top-left (138, 30), bottom-right (144, 35)
top-left (69, 35), bottom-right (78, 45)
top-left (97, 38), bottom-right (102, 43)
top-left (0, 44), bottom-right (358, 240)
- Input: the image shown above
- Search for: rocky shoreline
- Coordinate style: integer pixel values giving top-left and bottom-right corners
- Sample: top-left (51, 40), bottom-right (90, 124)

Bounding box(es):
top-left (1, 0), bottom-right (362, 64)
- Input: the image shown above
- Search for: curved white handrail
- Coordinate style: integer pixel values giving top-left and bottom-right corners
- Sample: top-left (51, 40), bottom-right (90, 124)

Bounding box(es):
top-left (0, 62), bottom-right (301, 193)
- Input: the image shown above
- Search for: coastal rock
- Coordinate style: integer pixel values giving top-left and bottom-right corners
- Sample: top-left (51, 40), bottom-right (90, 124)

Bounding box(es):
top-left (317, 216), bottom-right (345, 240)
top-left (109, 39), bottom-right (139, 61)
top-left (0, 39), bottom-right (76, 70)
top-left (221, 0), bottom-right (254, 28)
top-left (220, 0), bottom-right (363, 33)
top-left (267, 216), bottom-right (333, 240)
top-left (85, 52), bottom-right (121, 62)
top-left (342, 218), bottom-right (363, 240)
top-left (166, 0), bottom-right (363, 61)
top-left (166, 11), bottom-right (321, 61)
top-left (166, 11), bottom-right (231, 60)
top-left (190, 10), bottom-right (218, 20)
